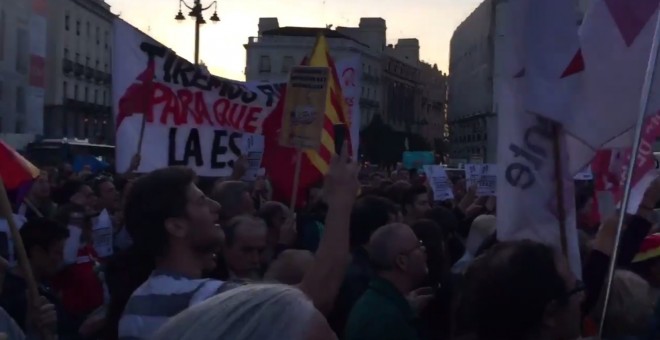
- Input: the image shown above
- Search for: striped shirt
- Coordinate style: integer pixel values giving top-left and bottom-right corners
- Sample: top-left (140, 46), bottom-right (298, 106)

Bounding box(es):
top-left (118, 270), bottom-right (236, 340)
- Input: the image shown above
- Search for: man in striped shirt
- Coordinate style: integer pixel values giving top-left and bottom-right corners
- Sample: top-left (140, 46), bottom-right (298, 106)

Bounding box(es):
top-left (117, 167), bottom-right (229, 339)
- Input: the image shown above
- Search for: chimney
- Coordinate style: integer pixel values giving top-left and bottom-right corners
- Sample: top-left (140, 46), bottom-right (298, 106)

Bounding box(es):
top-left (395, 38), bottom-right (420, 62)
top-left (258, 18), bottom-right (279, 36)
top-left (358, 17), bottom-right (387, 51)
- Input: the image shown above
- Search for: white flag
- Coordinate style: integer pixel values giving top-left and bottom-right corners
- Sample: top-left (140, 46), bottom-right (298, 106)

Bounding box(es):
top-left (496, 0), bottom-right (582, 277)
top-left (565, 0), bottom-right (660, 174)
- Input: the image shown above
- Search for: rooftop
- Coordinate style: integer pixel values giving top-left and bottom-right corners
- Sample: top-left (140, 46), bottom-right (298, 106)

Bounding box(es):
top-left (261, 26), bottom-right (369, 48)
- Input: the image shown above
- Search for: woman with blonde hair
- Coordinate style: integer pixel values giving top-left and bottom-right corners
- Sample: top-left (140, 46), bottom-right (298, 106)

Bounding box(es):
top-left (151, 284), bottom-right (336, 340)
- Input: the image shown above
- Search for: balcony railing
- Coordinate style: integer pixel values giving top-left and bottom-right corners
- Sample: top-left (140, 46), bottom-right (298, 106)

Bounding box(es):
top-left (85, 67), bottom-right (94, 79)
top-left (94, 70), bottom-right (104, 83)
top-left (73, 63), bottom-right (84, 76)
top-left (362, 73), bottom-right (379, 83)
top-left (359, 98), bottom-right (380, 109)
top-left (62, 59), bottom-right (73, 74)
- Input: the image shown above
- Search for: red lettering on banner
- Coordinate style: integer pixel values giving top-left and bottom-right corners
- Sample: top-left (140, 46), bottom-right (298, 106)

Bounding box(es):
top-left (144, 82), bottom-right (267, 130)
top-left (193, 91), bottom-right (214, 125)
top-left (614, 112), bottom-right (660, 203)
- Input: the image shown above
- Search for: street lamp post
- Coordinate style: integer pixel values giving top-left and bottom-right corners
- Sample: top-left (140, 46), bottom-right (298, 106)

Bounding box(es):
top-left (175, 0), bottom-right (220, 65)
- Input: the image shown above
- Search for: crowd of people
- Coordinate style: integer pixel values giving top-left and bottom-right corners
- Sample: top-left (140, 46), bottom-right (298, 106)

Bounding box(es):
top-left (1, 149), bottom-right (660, 340)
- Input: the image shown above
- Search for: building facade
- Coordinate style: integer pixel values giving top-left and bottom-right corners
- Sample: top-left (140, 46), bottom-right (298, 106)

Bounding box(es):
top-left (245, 17), bottom-right (448, 164)
top-left (244, 18), bottom-right (383, 132)
top-left (0, 0), bottom-right (45, 149)
top-left (43, 0), bottom-right (114, 143)
top-left (447, 0), bottom-right (497, 164)
top-left (448, 0), bottom-right (593, 164)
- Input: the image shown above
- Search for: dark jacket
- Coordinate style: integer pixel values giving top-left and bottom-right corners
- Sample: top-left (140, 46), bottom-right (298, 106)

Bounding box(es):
top-left (345, 277), bottom-right (421, 340)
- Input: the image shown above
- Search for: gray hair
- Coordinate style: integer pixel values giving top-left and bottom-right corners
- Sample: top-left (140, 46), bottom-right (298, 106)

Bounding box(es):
top-left (368, 223), bottom-right (410, 271)
top-left (151, 284), bottom-right (316, 340)
top-left (591, 270), bottom-right (655, 337)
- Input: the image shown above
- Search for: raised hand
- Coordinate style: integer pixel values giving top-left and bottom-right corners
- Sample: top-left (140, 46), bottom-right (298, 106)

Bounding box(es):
top-left (323, 143), bottom-right (360, 204)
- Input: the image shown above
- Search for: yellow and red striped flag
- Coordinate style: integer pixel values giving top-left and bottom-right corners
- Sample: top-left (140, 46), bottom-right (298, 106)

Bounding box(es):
top-left (262, 34), bottom-right (351, 207)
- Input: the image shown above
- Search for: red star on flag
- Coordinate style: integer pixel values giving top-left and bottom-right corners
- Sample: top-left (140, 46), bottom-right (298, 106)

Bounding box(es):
top-left (560, 51), bottom-right (585, 78)
top-left (604, 0), bottom-right (659, 47)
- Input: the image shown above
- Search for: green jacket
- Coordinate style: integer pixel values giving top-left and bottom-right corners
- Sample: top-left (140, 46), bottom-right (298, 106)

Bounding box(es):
top-left (344, 277), bottom-right (420, 340)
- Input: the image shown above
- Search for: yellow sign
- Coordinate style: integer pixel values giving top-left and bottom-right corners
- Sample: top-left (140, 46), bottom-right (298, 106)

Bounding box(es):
top-left (279, 66), bottom-right (330, 150)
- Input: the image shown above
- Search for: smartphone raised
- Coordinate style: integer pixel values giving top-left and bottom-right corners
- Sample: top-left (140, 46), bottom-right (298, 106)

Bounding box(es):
top-left (333, 123), bottom-right (347, 155)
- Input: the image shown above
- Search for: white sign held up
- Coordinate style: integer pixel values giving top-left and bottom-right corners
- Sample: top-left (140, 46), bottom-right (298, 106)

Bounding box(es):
top-left (423, 165), bottom-right (454, 201)
top-left (465, 163), bottom-right (497, 196)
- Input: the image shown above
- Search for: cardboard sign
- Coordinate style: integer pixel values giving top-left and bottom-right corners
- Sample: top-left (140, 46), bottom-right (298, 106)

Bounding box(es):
top-left (279, 66), bottom-right (329, 150)
top-left (241, 134), bottom-right (265, 181)
top-left (465, 163), bottom-right (497, 196)
top-left (423, 165), bottom-right (454, 201)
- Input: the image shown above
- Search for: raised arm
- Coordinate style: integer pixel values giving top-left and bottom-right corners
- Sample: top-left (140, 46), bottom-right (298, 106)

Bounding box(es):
top-left (297, 145), bottom-right (359, 314)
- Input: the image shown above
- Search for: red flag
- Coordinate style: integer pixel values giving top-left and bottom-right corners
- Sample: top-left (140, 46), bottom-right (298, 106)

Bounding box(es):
top-left (0, 140), bottom-right (39, 191)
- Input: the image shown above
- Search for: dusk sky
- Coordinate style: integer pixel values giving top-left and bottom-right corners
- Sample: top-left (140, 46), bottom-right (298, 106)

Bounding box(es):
top-left (106, 0), bottom-right (482, 80)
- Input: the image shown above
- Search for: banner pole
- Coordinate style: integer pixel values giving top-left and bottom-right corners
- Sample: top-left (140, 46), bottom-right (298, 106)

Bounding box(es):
top-left (599, 12), bottom-right (660, 337)
top-left (0, 178), bottom-right (54, 339)
top-left (137, 114), bottom-right (147, 155)
top-left (290, 149), bottom-right (303, 210)
top-left (552, 123), bottom-right (568, 260)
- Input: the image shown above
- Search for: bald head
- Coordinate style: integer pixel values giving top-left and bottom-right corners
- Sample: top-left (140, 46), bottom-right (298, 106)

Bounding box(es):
top-left (368, 223), bottom-right (418, 271)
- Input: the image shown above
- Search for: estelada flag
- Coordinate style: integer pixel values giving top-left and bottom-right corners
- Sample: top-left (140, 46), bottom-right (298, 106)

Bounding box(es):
top-left (0, 140), bottom-right (39, 191)
top-left (262, 34), bottom-right (352, 208)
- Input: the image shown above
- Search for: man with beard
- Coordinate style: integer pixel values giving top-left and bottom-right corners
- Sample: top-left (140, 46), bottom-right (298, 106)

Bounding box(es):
top-left (117, 167), bottom-right (231, 339)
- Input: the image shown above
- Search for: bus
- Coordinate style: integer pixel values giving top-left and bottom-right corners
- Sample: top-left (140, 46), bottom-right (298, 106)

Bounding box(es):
top-left (25, 138), bottom-right (115, 168)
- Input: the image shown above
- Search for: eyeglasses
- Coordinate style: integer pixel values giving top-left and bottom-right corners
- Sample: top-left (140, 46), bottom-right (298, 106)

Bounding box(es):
top-left (402, 239), bottom-right (426, 255)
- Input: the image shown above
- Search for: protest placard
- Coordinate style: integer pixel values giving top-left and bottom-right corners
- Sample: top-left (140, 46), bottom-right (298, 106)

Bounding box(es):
top-left (465, 163), bottom-right (497, 196)
top-left (423, 165), bottom-right (454, 201)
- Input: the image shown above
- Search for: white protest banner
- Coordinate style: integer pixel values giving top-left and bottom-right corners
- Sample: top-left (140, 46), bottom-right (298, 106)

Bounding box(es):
top-left (93, 209), bottom-right (114, 258)
top-left (465, 163), bottom-right (497, 196)
top-left (335, 56), bottom-right (362, 158)
top-left (112, 19), bottom-right (284, 176)
top-left (495, 0), bottom-right (581, 277)
top-left (241, 134), bottom-right (265, 181)
top-left (423, 165), bottom-right (454, 201)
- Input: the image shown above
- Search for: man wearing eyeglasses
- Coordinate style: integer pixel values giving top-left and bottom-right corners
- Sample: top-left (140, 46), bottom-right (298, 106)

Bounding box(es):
top-left (345, 223), bottom-right (432, 340)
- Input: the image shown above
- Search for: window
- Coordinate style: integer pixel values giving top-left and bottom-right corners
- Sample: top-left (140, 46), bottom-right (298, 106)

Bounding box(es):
top-left (86, 21), bottom-right (90, 37)
top-left (74, 84), bottom-right (78, 100)
top-left (85, 56), bottom-right (90, 66)
top-left (84, 87), bottom-right (88, 101)
top-left (0, 10), bottom-right (5, 61)
top-left (259, 56), bottom-right (271, 73)
top-left (15, 28), bottom-right (28, 74)
top-left (95, 59), bottom-right (99, 69)
top-left (281, 56), bottom-right (294, 73)
top-left (75, 52), bottom-right (79, 63)
top-left (94, 89), bottom-right (98, 104)
top-left (104, 31), bottom-right (108, 49)
top-left (65, 13), bottom-right (69, 31)
top-left (104, 63), bottom-right (108, 72)
top-left (63, 81), bottom-right (68, 99)
top-left (15, 87), bottom-right (25, 133)
top-left (64, 48), bottom-right (69, 59)
top-left (76, 20), bottom-right (80, 36)
top-left (96, 26), bottom-right (100, 44)
top-left (102, 91), bottom-right (106, 105)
